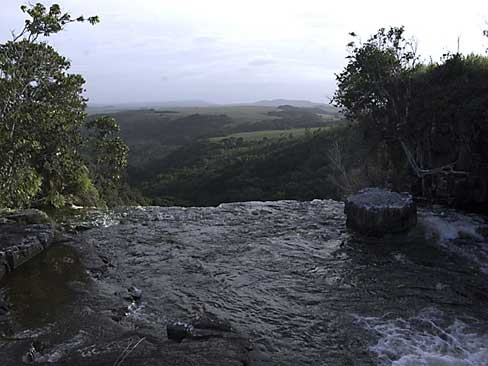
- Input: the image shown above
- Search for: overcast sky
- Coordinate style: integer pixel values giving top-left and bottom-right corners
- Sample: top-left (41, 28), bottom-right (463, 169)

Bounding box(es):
top-left (1, 0), bottom-right (487, 105)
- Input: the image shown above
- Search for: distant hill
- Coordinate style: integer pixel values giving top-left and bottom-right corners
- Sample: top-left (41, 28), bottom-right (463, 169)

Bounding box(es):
top-left (241, 99), bottom-right (334, 109)
top-left (154, 100), bottom-right (217, 108)
top-left (87, 100), bottom-right (217, 114)
top-left (87, 99), bottom-right (338, 114)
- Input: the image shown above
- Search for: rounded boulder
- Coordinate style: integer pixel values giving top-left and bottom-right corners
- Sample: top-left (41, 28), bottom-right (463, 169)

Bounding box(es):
top-left (344, 188), bottom-right (417, 236)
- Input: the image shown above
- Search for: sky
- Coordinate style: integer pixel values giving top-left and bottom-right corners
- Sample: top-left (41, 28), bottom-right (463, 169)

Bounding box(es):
top-left (1, 0), bottom-right (487, 105)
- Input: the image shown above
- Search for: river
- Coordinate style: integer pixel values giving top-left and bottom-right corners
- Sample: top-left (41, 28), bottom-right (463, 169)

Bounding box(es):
top-left (1, 200), bottom-right (487, 365)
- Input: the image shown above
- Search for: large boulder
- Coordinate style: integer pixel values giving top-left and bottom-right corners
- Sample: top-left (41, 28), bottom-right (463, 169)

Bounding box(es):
top-left (345, 188), bottom-right (417, 235)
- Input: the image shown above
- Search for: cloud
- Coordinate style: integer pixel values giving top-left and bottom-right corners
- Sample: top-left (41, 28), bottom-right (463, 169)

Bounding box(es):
top-left (2, 0), bottom-right (486, 104)
top-left (176, 70), bottom-right (203, 79)
top-left (248, 57), bottom-right (276, 67)
top-left (193, 36), bottom-right (220, 45)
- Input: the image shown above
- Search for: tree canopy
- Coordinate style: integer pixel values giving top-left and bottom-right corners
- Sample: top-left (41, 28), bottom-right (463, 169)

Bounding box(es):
top-left (0, 3), bottom-right (127, 208)
top-left (331, 26), bottom-right (488, 210)
top-left (332, 27), bottom-right (419, 137)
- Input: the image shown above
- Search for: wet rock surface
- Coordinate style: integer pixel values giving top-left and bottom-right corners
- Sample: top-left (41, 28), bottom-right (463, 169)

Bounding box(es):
top-left (0, 218), bottom-right (55, 281)
top-left (3, 209), bottom-right (51, 225)
top-left (0, 243), bottom-right (249, 365)
top-left (1, 201), bottom-right (488, 365)
top-left (345, 188), bottom-right (417, 235)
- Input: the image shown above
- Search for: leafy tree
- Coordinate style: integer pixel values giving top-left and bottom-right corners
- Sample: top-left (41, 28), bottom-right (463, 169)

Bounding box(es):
top-left (84, 116), bottom-right (129, 203)
top-left (0, 3), bottom-right (128, 208)
top-left (332, 27), bottom-right (427, 185)
top-left (484, 27), bottom-right (488, 53)
top-left (332, 27), bottom-right (418, 137)
top-left (332, 26), bottom-right (488, 209)
top-left (0, 3), bottom-right (99, 207)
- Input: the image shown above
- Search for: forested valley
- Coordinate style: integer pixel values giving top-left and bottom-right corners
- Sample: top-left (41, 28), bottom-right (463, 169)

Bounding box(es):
top-left (93, 31), bottom-right (488, 213)
top-left (1, 6), bottom-right (487, 213)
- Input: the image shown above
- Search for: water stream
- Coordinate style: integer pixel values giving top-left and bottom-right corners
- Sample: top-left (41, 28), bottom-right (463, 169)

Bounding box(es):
top-left (1, 200), bottom-right (487, 365)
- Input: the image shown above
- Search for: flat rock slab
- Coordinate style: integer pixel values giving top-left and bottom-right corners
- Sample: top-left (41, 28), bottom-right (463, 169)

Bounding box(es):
top-left (2, 209), bottom-right (51, 225)
top-left (345, 188), bottom-right (417, 236)
top-left (0, 223), bottom-right (55, 281)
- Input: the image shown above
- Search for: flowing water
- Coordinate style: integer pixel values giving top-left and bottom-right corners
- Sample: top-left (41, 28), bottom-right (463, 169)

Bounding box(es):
top-left (1, 200), bottom-right (488, 365)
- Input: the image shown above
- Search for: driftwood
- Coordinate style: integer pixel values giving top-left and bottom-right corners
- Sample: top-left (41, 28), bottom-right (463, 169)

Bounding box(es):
top-left (399, 140), bottom-right (468, 178)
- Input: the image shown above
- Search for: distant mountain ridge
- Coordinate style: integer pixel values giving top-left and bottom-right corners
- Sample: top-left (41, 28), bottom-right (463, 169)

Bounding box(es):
top-left (87, 99), bottom-right (337, 112)
top-left (239, 99), bottom-right (329, 108)
top-left (88, 100), bottom-right (216, 110)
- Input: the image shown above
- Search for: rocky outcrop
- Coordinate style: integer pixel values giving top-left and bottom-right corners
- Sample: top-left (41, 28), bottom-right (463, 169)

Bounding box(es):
top-left (0, 211), bottom-right (55, 282)
top-left (3, 209), bottom-right (51, 225)
top-left (345, 188), bottom-right (417, 235)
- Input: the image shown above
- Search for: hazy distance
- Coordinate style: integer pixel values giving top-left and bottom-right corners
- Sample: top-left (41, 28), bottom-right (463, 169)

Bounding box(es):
top-left (1, 0), bottom-right (487, 106)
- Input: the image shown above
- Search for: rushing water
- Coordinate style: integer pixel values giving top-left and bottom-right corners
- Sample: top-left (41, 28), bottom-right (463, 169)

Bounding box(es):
top-left (1, 200), bottom-right (488, 365)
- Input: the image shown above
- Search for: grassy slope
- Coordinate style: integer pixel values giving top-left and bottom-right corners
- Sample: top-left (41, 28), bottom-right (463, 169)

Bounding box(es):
top-left (159, 106), bottom-right (278, 124)
top-left (209, 127), bottom-right (327, 142)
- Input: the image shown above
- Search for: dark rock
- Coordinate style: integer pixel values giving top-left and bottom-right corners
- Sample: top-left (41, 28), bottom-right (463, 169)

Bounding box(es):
top-left (75, 224), bottom-right (93, 231)
top-left (477, 226), bottom-right (488, 238)
top-left (5, 209), bottom-right (50, 225)
top-left (110, 306), bottom-right (127, 322)
top-left (127, 286), bottom-right (142, 301)
top-left (6, 242), bottom-right (45, 270)
top-left (22, 341), bottom-right (45, 364)
top-left (167, 322), bottom-right (193, 342)
top-left (344, 188), bottom-right (417, 236)
top-left (35, 229), bottom-right (54, 248)
top-left (192, 313), bottom-right (233, 332)
top-left (0, 264), bottom-right (6, 281)
top-left (0, 252), bottom-right (7, 280)
top-left (0, 298), bottom-right (9, 315)
top-left (0, 223), bottom-right (55, 281)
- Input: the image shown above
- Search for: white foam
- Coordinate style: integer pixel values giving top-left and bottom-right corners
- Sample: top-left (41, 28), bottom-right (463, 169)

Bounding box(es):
top-left (419, 210), bottom-right (485, 242)
top-left (356, 309), bottom-right (488, 366)
top-left (418, 209), bottom-right (488, 273)
top-left (24, 330), bottom-right (88, 363)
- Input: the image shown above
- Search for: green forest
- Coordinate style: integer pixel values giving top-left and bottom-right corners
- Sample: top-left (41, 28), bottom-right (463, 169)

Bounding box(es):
top-left (1, 5), bottom-right (487, 213)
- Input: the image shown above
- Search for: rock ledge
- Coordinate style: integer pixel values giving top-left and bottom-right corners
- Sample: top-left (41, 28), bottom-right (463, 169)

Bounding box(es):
top-left (0, 210), bottom-right (55, 282)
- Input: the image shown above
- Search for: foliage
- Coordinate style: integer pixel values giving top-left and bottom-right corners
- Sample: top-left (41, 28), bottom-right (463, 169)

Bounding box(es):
top-left (84, 116), bottom-right (129, 205)
top-left (0, 3), bottom-right (129, 208)
top-left (107, 105), bottom-right (345, 205)
top-left (96, 105), bottom-right (341, 174)
top-left (209, 127), bottom-right (326, 142)
top-left (332, 26), bottom-right (488, 210)
top-left (407, 53), bottom-right (488, 168)
top-left (484, 27), bottom-right (488, 53)
top-left (332, 26), bottom-right (418, 138)
top-left (16, 3), bottom-right (99, 41)
top-left (124, 123), bottom-right (384, 206)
